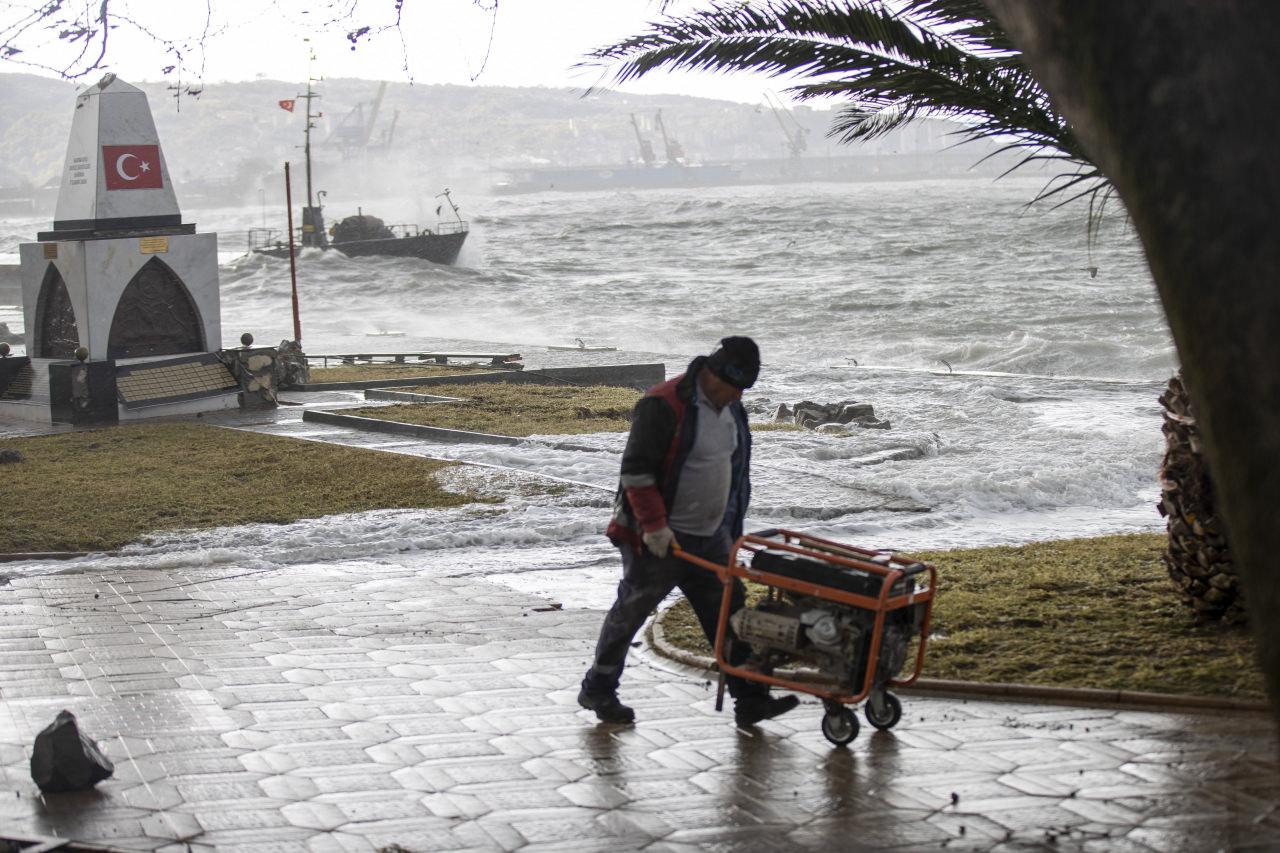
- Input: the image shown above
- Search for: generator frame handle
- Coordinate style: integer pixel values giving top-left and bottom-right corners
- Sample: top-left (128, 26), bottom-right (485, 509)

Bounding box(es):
top-left (673, 528), bottom-right (937, 706)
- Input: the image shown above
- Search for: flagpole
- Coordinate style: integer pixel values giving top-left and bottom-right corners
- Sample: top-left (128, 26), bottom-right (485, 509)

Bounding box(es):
top-left (285, 162), bottom-right (302, 344)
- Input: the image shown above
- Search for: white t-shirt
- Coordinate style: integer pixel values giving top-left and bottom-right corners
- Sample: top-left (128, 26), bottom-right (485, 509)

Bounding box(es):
top-left (667, 383), bottom-right (738, 536)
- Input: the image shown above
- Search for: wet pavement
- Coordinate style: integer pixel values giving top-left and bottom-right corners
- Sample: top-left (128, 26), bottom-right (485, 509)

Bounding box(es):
top-left (1, 557), bottom-right (1278, 852)
top-left (2, 391), bottom-right (1279, 850)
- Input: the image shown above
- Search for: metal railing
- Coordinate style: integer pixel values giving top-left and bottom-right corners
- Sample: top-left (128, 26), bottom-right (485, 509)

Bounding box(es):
top-left (246, 227), bottom-right (285, 253)
top-left (307, 351), bottom-right (522, 368)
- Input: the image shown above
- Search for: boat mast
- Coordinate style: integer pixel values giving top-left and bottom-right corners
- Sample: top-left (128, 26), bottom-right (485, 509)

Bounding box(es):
top-left (299, 75), bottom-right (320, 208)
top-left (295, 48), bottom-right (327, 249)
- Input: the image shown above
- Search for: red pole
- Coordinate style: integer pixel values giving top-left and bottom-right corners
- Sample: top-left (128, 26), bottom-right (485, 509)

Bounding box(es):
top-left (285, 162), bottom-right (302, 344)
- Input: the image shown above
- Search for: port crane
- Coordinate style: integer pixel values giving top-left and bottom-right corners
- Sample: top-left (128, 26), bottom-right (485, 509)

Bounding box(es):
top-left (654, 109), bottom-right (686, 164)
top-left (629, 113), bottom-right (657, 166)
top-left (764, 91), bottom-right (809, 159)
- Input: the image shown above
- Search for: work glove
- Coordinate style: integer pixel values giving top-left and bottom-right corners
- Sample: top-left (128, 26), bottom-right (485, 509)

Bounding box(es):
top-left (642, 526), bottom-right (677, 558)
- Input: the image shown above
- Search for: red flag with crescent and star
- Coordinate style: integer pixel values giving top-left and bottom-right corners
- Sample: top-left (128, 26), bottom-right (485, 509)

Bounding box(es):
top-left (102, 144), bottom-right (163, 190)
top-left (278, 99), bottom-right (295, 112)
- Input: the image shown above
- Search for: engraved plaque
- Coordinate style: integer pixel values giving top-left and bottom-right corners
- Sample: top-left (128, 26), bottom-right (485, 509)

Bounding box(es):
top-left (35, 264), bottom-right (79, 358)
top-left (107, 258), bottom-right (204, 359)
top-left (42, 243), bottom-right (58, 259)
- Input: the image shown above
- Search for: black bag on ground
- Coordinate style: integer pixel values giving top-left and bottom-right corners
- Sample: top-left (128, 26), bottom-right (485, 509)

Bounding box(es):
top-left (29, 709), bottom-right (114, 792)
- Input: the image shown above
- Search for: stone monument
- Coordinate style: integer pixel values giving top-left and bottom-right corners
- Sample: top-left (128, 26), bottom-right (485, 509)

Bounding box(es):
top-left (0, 74), bottom-right (241, 424)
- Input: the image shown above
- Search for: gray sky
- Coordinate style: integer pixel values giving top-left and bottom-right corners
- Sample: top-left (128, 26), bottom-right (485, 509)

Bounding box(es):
top-left (6, 1), bottom-right (789, 104)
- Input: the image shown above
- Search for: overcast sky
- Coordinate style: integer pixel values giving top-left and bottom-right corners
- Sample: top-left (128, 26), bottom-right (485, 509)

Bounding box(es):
top-left (5, 0), bottom-right (793, 105)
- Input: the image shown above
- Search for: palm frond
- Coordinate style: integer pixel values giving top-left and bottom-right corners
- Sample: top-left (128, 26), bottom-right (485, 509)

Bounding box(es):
top-left (586, 0), bottom-right (1109, 196)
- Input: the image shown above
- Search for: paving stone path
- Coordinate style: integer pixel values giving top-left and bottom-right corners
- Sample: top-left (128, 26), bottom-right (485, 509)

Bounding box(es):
top-left (1, 559), bottom-right (1277, 852)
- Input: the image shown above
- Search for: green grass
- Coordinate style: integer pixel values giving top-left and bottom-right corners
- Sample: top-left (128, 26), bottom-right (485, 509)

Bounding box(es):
top-left (657, 533), bottom-right (1264, 699)
top-left (0, 423), bottom-right (481, 553)
top-left (308, 363), bottom-right (494, 383)
top-left (348, 382), bottom-right (640, 437)
top-left (751, 421), bottom-right (805, 433)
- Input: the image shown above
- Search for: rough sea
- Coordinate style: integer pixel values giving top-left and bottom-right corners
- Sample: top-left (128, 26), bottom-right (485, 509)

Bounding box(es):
top-left (1, 177), bottom-right (1175, 603)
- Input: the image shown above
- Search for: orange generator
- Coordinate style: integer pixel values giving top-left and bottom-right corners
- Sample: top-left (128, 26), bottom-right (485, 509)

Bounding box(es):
top-left (676, 528), bottom-right (937, 746)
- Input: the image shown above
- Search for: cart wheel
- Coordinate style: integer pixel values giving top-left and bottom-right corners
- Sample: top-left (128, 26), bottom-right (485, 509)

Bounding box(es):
top-left (865, 692), bottom-right (902, 731)
top-left (821, 707), bottom-right (859, 746)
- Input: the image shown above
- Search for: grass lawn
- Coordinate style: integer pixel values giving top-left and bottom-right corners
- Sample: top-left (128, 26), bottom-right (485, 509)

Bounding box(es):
top-left (349, 382), bottom-right (640, 437)
top-left (658, 533), bottom-right (1264, 699)
top-left (308, 363), bottom-right (496, 383)
top-left (751, 421), bottom-right (805, 432)
top-left (0, 422), bottom-right (481, 553)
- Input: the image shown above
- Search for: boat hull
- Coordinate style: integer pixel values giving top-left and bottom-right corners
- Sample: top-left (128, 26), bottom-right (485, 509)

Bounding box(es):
top-left (335, 230), bottom-right (467, 264)
top-left (256, 230), bottom-right (467, 265)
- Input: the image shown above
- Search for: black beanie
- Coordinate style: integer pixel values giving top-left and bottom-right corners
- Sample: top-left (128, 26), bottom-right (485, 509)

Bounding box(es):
top-left (706, 336), bottom-right (760, 389)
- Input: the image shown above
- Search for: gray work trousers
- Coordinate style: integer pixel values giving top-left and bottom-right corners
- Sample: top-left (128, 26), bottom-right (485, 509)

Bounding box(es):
top-left (581, 528), bottom-right (766, 700)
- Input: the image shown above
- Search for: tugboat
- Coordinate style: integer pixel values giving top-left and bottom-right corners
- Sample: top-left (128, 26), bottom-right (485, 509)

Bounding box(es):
top-left (249, 78), bottom-right (468, 264)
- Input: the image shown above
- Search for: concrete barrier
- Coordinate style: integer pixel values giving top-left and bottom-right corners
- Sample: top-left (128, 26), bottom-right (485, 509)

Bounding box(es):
top-left (302, 408), bottom-right (603, 452)
top-left (293, 363), bottom-right (664, 393)
top-left (304, 409), bottom-right (522, 446)
top-left (362, 390), bottom-right (460, 404)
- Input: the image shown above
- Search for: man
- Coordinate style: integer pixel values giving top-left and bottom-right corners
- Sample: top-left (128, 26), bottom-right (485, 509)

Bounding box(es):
top-left (579, 336), bottom-right (800, 726)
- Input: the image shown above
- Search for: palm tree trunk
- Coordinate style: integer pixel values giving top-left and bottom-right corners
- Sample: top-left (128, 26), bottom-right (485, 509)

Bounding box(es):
top-left (987, 0), bottom-right (1280, 715)
top-left (1158, 372), bottom-right (1243, 623)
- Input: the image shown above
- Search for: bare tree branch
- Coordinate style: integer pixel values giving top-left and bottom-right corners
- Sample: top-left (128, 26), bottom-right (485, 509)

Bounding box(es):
top-left (0, 0), bottom-right (497, 86)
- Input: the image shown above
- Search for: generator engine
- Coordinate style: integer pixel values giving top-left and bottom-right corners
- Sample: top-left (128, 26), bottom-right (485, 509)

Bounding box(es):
top-left (676, 532), bottom-right (936, 746)
top-left (730, 594), bottom-right (911, 690)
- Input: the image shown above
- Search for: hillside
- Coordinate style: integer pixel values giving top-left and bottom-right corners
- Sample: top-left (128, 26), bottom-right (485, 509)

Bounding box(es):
top-left (0, 72), bottom-right (979, 205)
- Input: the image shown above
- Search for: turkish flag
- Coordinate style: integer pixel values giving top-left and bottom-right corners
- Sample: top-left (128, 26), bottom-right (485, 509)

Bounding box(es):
top-left (278, 99), bottom-right (295, 112)
top-left (102, 144), bottom-right (164, 190)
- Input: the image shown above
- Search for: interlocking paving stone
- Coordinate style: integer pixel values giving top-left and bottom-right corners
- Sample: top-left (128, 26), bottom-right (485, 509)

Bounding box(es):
top-left (0, 561), bottom-right (1276, 851)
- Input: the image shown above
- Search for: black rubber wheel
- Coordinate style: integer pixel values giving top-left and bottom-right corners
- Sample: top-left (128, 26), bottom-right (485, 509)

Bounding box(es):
top-left (821, 707), bottom-right (859, 746)
top-left (865, 692), bottom-right (903, 731)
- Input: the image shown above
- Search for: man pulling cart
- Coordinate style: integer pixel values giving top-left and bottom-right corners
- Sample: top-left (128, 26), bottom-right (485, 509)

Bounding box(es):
top-left (579, 336), bottom-right (799, 727)
top-left (579, 336), bottom-right (937, 746)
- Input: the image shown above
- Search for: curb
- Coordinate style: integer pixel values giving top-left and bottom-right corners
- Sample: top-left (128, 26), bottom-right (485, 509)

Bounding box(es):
top-left (301, 408), bottom-right (602, 452)
top-left (362, 389), bottom-right (462, 404)
top-left (648, 610), bottom-right (1271, 715)
top-left (0, 551), bottom-right (98, 563)
top-left (291, 363), bottom-right (665, 393)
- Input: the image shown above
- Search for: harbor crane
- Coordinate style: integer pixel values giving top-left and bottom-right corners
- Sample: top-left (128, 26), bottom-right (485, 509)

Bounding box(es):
top-left (629, 113), bottom-right (657, 166)
top-left (764, 91), bottom-right (809, 159)
top-left (327, 81), bottom-right (397, 159)
top-left (654, 109), bottom-right (686, 164)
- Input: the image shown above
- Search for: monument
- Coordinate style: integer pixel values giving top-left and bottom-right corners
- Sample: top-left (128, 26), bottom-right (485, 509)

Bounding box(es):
top-left (0, 74), bottom-right (245, 424)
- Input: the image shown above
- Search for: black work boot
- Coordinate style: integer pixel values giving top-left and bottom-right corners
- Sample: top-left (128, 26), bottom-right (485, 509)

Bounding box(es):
top-left (577, 688), bottom-right (636, 724)
top-left (734, 693), bottom-right (800, 727)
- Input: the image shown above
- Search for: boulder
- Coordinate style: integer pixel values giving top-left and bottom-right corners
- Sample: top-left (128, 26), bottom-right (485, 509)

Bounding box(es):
top-left (0, 449), bottom-right (21, 464)
top-left (772, 402), bottom-right (792, 422)
top-left (30, 710), bottom-right (114, 792)
top-left (788, 399), bottom-right (887, 431)
top-left (836, 402), bottom-right (875, 424)
top-left (275, 339), bottom-right (311, 388)
top-left (792, 400), bottom-right (835, 429)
